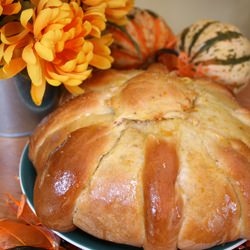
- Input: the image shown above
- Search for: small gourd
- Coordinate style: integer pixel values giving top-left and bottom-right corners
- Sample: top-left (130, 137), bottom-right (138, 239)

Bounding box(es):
top-left (177, 19), bottom-right (250, 93)
top-left (108, 8), bottom-right (176, 69)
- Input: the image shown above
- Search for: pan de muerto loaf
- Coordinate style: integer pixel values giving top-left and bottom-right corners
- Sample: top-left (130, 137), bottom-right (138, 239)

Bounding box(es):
top-left (29, 66), bottom-right (250, 250)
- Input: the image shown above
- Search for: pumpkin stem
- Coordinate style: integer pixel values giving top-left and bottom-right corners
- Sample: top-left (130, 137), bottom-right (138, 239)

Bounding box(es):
top-left (155, 48), bottom-right (179, 71)
top-left (155, 48), bottom-right (179, 57)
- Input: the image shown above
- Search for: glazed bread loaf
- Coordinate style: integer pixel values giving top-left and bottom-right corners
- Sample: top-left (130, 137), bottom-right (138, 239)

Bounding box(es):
top-left (29, 66), bottom-right (250, 250)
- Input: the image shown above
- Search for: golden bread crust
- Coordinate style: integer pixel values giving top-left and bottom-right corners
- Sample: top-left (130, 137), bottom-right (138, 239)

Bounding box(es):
top-left (29, 67), bottom-right (250, 249)
top-left (34, 124), bottom-right (123, 231)
top-left (143, 136), bottom-right (182, 249)
top-left (74, 127), bottom-right (145, 246)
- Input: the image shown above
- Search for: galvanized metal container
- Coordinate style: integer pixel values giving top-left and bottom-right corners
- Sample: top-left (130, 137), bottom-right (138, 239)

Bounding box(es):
top-left (0, 74), bottom-right (58, 137)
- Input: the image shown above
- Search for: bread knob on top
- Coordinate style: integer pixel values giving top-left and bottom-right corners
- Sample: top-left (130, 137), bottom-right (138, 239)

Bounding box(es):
top-left (29, 66), bottom-right (250, 250)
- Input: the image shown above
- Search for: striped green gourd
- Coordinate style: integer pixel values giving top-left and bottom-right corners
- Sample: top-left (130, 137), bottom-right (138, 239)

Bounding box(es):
top-left (178, 19), bottom-right (250, 93)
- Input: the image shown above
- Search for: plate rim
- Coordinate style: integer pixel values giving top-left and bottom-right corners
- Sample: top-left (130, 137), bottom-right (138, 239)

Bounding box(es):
top-left (19, 143), bottom-right (247, 250)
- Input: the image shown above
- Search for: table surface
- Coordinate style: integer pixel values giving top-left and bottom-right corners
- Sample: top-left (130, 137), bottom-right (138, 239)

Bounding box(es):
top-left (0, 136), bottom-right (27, 218)
top-left (0, 84), bottom-right (250, 219)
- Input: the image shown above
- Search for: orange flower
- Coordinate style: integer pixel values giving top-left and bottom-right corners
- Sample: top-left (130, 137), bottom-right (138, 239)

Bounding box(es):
top-left (83, 0), bottom-right (134, 25)
top-left (0, 0), bottom-right (113, 105)
top-left (0, 0), bottom-right (21, 16)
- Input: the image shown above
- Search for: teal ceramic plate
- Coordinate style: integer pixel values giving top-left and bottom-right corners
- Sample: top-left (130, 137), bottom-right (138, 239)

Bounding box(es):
top-left (19, 144), bottom-right (246, 250)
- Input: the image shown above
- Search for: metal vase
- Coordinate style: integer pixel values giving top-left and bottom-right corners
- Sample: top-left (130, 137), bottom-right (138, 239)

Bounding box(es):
top-left (0, 74), bottom-right (58, 137)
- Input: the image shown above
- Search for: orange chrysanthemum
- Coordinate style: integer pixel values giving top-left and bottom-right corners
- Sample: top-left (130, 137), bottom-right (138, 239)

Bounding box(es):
top-left (83, 0), bottom-right (134, 25)
top-left (0, 0), bottom-right (21, 16)
top-left (0, 0), bottom-right (113, 105)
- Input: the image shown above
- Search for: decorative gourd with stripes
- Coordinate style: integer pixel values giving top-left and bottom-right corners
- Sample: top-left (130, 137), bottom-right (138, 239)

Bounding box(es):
top-left (177, 20), bottom-right (250, 93)
top-left (108, 8), bottom-right (176, 69)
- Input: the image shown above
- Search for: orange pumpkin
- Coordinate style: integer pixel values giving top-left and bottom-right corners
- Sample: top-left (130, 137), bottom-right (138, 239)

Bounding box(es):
top-left (108, 8), bottom-right (177, 69)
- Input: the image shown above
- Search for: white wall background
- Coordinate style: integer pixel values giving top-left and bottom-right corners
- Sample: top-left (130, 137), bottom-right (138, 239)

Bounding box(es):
top-left (136, 0), bottom-right (250, 38)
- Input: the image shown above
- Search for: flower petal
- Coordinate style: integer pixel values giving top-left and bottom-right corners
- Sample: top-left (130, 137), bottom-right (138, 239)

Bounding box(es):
top-left (64, 37), bottom-right (84, 50)
top-left (1, 22), bottom-right (28, 45)
top-left (46, 77), bottom-right (61, 86)
top-left (86, 50), bottom-right (94, 62)
top-left (46, 63), bottom-right (69, 82)
top-left (106, 0), bottom-right (127, 8)
top-left (35, 42), bottom-right (54, 61)
top-left (64, 78), bottom-right (82, 86)
top-left (37, 0), bottom-right (50, 13)
top-left (27, 57), bottom-right (44, 86)
top-left (56, 69), bottom-right (92, 82)
top-left (3, 44), bottom-right (16, 64)
top-left (2, 2), bottom-right (21, 15)
top-left (60, 59), bottom-right (77, 72)
top-left (99, 33), bottom-right (114, 46)
top-left (81, 20), bottom-right (92, 37)
top-left (34, 8), bottom-right (53, 37)
top-left (42, 29), bottom-right (62, 48)
top-left (89, 26), bottom-right (101, 38)
top-left (64, 84), bottom-right (85, 95)
top-left (91, 40), bottom-right (111, 56)
top-left (90, 54), bottom-right (112, 69)
top-left (0, 57), bottom-right (26, 79)
top-left (20, 9), bottom-right (34, 31)
top-left (45, 0), bottom-right (62, 8)
top-left (0, 43), bottom-right (5, 61)
top-left (82, 40), bottom-right (94, 53)
top-left (31, 80), bottom-right (46, 106)
top-left (22, 43), bottom-right (37, 64)
top-left (107, 15), bottom-right (127, 25)
top-left (83, 0), bottom-right (103, 6)
top-left (75, 62), bottom-right (88, 73)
